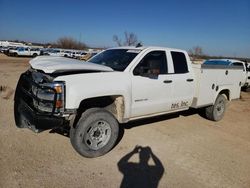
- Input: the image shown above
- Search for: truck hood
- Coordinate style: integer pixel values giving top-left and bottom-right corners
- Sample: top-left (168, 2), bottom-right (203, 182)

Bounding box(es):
top-left (29, 56), bottom-right (113, 74)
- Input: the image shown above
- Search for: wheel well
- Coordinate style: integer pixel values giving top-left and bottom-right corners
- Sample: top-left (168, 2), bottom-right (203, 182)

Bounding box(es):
top-left (73, 96), bottom-right (125, 127)
top-left (219, 89), bottom-right (230, 100)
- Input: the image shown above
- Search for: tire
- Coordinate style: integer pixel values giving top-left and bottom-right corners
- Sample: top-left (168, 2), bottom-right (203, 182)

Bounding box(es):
top-left (205, 94), bottom-right (227, 121)
top-left (14, 53), bottom-right (18, 57)
top-left (242, 85), bottom-right (250, 92)
top-left (33, 53), bottom-right (38, 57)
top-left (70, 108), bottom-right (119, 158)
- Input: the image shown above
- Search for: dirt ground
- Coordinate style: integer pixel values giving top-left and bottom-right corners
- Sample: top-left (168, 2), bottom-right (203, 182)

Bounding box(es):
top-left (0, 53), bottom-right (250, 188)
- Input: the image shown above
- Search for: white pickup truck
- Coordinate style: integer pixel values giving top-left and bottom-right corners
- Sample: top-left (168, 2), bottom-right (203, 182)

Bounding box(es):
top-left (9, 47), bottom-right (41, 57)
top-left (14, 46), bottom-right (243, 157)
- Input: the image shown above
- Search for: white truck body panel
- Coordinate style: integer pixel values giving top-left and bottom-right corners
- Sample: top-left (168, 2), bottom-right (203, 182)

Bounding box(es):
top-left (227, 59), bottom-right (248, 86)
top-left (131, 74), bottom-right (174, 117)
top-left (54, 72), bottom-right (132, 119)
top-left (204, 59), bottom-right (248, 87)
top-left (28, 46), bottom-right (242, 123)
top-left (246, 63), bottom-right (250, 86)
top-left (191, 64), bottom-right (242, 108)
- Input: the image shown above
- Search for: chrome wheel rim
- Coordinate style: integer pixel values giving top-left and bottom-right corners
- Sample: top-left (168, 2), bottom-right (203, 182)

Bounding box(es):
top-left (83, 120), bottom-right (111, 150)
top-left (215, 99), bottom-right (225, 116)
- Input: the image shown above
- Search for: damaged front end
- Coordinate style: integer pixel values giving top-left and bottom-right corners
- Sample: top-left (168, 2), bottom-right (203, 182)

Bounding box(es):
top-left (14, 68), bottom-right (72, 133)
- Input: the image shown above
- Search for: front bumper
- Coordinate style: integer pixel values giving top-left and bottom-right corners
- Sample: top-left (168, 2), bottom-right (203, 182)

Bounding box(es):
top-left (14, 99), bottom-right (64, 133)
top-left (14, 72), bottom-right (66, 133)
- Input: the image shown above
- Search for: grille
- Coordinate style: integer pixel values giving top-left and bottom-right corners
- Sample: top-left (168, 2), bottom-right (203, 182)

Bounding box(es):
top-left (15, 71), bottom-right (57, 115)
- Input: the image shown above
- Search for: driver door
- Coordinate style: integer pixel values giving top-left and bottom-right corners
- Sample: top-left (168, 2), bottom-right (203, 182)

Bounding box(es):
top-left (131, 50), bottom-right (173, 118)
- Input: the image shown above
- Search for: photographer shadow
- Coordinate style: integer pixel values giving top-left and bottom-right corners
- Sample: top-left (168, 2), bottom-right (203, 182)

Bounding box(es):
top-left (118, 146), bottom-right (164, 188)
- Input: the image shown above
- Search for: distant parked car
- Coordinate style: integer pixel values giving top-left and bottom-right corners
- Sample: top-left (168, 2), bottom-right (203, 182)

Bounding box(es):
top-left (63, 50), bottom-right (74, 58)
top-left (72, 51), bottom-right (87, 59)
top-left (0, 46), bottom-right (8, 53)
top-left (9, 47), bottom-right (41, 57)
top-left (80, 52), bottom-right (98, 61)
top-left (47, 49), bottom-right (70, 57)
top-left (3, 47), bottom-right (18, 55)
top-left (46, 49), bottom-right (62, 56)
top-left (40, 48), bottom-right (49, 55)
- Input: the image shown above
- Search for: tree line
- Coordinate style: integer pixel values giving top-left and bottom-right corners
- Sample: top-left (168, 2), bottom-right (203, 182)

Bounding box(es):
top-left (8, 32), bottom-right (248, 61)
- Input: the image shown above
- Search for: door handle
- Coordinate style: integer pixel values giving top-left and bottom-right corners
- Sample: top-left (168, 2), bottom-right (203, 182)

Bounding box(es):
top-left (186, 79), bottom-right (194, 82)
top-left (163, 80), bottom-right (172, 83)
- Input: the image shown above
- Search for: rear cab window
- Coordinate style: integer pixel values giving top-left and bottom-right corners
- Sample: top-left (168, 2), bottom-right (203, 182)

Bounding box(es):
top-left (171, 51), bottom-right (188, 74)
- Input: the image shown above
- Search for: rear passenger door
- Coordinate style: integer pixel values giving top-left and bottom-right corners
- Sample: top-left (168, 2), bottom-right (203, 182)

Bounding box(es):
top-left (168, 51), bottom-right (195, 110)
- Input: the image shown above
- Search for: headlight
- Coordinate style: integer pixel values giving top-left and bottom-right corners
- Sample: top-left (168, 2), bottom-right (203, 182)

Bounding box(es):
top-left (35, 87), bottom-right (55, 101)
top-left (33, 100), bottom-right (54, 113)
top-left (32, 82), bottom-right (65, 113)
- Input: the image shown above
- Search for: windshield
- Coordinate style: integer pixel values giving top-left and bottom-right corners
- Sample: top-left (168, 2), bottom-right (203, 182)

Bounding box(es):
top-left (88, 49), bottom-right (140, 71)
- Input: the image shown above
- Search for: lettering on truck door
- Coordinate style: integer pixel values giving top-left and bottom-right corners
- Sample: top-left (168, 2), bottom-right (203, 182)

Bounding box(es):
top-left (168, 51), bottom-right (195, 110)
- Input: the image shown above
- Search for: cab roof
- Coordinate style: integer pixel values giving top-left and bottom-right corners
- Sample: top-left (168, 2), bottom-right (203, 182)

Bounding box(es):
top-left (108, 46), bottom-right (186, 53)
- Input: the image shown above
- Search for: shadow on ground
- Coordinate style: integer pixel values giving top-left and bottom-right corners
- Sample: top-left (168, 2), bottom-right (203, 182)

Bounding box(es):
top-left (118, 145), bottom-right (164, 188)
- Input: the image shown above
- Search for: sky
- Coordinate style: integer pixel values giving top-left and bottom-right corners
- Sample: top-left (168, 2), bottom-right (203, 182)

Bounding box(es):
top-left (0, 0), bottom-right (249, 57)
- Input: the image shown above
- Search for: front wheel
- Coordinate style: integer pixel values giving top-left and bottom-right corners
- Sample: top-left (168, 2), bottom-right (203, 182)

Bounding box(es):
top-left (205, 94), bottom-right (227, 121)
top-left (70, 108), bottom-right (119, 158)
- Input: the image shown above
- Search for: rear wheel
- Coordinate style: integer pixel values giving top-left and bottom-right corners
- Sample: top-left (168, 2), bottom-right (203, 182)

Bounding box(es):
top-left (205, 94), bottom-right (227, 121)
top-left (32, 53), bottom-right (38, 57)
top-left (242, 85), bottom-right (249, 92)
top-left (70, 108), bottom-right (119, 158)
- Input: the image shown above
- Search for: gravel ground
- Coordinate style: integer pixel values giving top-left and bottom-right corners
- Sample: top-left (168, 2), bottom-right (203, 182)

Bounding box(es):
top-left (0, 54), bottom-right (250, 188)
